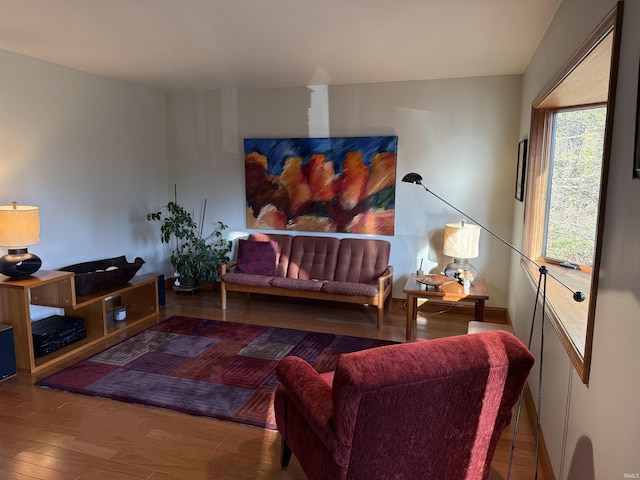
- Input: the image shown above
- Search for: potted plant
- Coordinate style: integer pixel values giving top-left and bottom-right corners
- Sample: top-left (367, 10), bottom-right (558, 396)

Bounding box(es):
top-left (147, 200), bottom-right (231, 289)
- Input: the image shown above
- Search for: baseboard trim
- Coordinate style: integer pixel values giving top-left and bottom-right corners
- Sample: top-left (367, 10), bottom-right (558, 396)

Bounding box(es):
top-left (392, 297), bottom-right (509, 323)
top-left (523, 383), bottom-right (556, 480)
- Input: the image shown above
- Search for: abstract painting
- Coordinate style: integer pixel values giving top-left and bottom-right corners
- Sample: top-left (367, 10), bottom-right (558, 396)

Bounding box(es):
top-left (244, 136), bottom-right (397, 235)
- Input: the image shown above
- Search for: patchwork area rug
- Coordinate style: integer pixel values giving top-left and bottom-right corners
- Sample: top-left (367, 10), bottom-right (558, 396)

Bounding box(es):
top-left (37, 316), bottom-right (395, 430)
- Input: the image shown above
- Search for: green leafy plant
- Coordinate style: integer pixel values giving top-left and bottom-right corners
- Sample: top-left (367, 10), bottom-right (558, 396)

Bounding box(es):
top-left (146, 201), bottom-right (231, 284)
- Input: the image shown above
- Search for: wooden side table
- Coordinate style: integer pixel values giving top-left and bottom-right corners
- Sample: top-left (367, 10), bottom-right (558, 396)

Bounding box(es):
top-left (403, 274), bottom-right (489, 341)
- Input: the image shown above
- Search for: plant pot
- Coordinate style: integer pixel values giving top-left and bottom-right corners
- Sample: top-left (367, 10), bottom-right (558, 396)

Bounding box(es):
top-left (177, 276), bottom-right (200, 288)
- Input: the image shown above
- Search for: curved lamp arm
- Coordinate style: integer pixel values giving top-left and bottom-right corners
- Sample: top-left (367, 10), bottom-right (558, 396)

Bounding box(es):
top-left (401, 172), bottom-right (585, 302)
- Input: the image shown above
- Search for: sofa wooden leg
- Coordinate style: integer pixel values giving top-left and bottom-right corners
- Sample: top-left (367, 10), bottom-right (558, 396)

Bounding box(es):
top-left (281, 438), bottom-right (293, 467)
top-left (221, 283), bottom-right (227, 310)
top-left (377, 305), bottom-right (383, 329)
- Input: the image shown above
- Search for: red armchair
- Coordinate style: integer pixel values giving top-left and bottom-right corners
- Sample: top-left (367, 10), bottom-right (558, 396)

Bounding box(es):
top-left (274, 330), bottom-right (534, 480)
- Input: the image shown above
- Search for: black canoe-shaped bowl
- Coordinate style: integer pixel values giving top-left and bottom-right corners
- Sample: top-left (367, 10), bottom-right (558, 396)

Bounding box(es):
top-left (60, 255), bottom-right (145, 296)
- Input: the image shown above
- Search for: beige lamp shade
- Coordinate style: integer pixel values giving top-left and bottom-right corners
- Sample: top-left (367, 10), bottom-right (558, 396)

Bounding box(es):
top-left (0, 204), bottom-right (40, 248)
top-left (443, 221), bottom-right (480, 259)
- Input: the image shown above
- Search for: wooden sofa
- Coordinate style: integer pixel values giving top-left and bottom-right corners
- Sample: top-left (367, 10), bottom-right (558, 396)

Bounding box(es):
top-left (221, 233), bottom-right (393, 327)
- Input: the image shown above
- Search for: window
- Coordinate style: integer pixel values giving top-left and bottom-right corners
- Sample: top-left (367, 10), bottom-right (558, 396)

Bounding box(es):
top-left (523, 4), bottom-right (622, 384)
top-left (545, 107), bottom-right (606, 267)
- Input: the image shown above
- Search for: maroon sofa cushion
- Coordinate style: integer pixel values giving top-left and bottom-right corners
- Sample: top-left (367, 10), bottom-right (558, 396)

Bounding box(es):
top-left (248, 233), bottom-right (293, 277)
top-left (333, 238), bottom-right (390, 284)
top-left (222, 272), bottom-right (274, 287)
top-left (321, 281), bottom-right (378, 297)
top-left (270, 277), bottom-right (326, 292)
top-left (235, 239), bottom-right (277, 275)
top-left (287, 236), bottom-right (340, 281)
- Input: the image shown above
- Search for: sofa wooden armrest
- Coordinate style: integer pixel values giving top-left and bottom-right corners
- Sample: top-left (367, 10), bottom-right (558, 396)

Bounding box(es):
top-left (221, 261), bottom-right (237, 276)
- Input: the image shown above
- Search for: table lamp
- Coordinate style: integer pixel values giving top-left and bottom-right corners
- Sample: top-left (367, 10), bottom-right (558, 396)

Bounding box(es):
top-left (442, 220), bottom-right (480, 278)
top-left (443, 219), bottom-right (481, 278)
top-left (0, 202), bottom-right (42, 278)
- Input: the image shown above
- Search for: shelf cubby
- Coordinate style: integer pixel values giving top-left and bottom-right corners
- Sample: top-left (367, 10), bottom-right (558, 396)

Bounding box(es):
top-left (0, 270), bottom-right (159, 374)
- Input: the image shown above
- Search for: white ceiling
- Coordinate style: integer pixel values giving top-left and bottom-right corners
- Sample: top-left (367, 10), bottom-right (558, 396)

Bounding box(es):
top-left (0, 0), bottom-right (561, 93)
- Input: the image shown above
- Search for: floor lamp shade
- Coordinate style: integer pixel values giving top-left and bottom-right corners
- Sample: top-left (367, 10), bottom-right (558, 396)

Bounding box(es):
top-left (443, 221), bottom-right (480, 278)
top-left (0, 203), bottom-right (42, 278)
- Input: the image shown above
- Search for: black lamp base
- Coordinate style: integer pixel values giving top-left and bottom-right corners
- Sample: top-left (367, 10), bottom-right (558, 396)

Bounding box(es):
top-left (443, 259), bottom-right (477, 279)
top-left (0, 248), bottom-right (42, 278)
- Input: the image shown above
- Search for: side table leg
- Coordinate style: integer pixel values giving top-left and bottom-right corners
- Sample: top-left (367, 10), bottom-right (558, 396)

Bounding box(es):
top-left (406, 295), bottom-right (416, 341)
top-left (475, 299), bottom-right (485, 321)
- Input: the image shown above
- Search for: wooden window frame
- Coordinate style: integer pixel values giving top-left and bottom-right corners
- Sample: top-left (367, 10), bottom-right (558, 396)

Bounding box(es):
top-left (522, 3), bottom-right (623, 384)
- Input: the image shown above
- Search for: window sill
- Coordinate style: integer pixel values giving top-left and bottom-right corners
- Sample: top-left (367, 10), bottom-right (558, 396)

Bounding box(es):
top-left (522, 258), bottom-right (590, 380)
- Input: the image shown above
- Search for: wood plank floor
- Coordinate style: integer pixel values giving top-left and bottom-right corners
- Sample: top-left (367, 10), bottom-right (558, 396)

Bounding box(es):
top-left (0, 287), bottom-right (544, 479)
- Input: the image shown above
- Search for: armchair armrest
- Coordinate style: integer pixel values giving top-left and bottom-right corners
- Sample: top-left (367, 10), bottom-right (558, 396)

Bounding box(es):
top-left (276, 357), bottom-right (342, 456)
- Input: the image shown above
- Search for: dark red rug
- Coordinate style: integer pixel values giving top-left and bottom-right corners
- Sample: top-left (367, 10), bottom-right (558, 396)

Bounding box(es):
top-left (37, 316), bottom-right (395, 430)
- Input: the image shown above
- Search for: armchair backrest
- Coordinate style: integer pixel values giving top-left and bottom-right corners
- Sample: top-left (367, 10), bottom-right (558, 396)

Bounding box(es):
top-left (331, 331), bottom-right (534, 479)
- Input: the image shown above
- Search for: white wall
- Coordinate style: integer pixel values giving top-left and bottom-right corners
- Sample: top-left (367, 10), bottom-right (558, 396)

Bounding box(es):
top-left (0, 50), bottom-right (523, 308)
top-left (0, 50), bottom-right (169, 278)
top-left (165, 76), bottom-right (522, 306)
top-left (511, 0), bottom-right (640, 477)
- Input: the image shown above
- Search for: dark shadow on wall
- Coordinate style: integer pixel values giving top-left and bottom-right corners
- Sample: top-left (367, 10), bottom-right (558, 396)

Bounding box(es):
top-left (567, 435), bottom-right (595, 480)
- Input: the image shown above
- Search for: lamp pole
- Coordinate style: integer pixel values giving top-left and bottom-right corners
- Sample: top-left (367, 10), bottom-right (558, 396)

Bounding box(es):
top-left (401, 172), bottom-right (585, 479)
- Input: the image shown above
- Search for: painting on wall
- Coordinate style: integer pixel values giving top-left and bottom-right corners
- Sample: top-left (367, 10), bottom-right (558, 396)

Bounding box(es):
top-left (244, 136), bottom-right (398, 235)
top-left (515, 139), bottom-right (528, 201)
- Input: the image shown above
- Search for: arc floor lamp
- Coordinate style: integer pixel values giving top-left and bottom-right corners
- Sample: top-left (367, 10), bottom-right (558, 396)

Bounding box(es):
top-left (402, 172), bottom-right (585, 479)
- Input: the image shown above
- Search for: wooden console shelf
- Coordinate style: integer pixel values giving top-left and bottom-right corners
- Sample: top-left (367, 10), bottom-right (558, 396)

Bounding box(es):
top-left (0, 270), bottom-right (159, 374)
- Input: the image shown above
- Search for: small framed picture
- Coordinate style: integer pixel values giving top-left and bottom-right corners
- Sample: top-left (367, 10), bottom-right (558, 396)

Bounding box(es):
top-left (515, 139), bottom-right (528, 201)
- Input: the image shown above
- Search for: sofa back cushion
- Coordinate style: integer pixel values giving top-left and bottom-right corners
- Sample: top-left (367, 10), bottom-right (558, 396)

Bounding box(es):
top-left (248, 233), bottom-right (293, 277)
top-left (287, 236), bottom-right (340, 280)
top-left (334, 238), bottom-right (390, 284)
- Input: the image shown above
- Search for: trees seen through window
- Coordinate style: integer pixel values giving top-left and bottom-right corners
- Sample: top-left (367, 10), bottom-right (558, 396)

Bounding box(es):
top-left (546, 107), bottom-right (606, 267)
